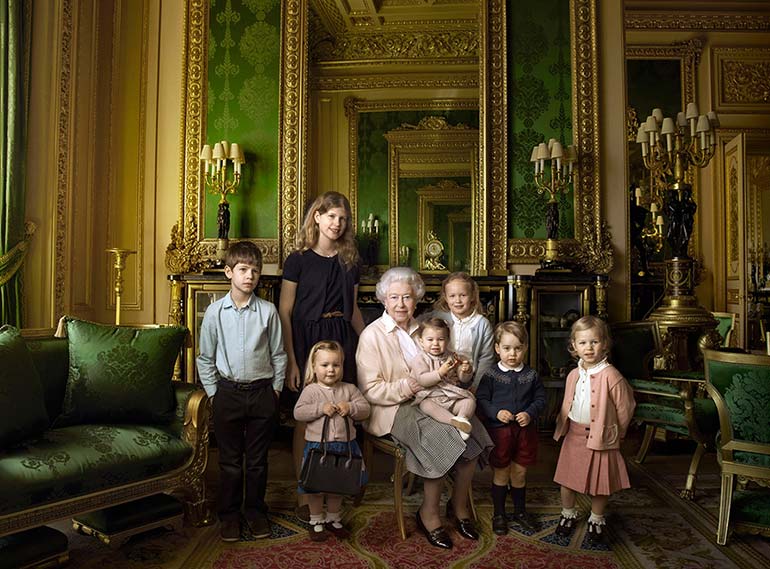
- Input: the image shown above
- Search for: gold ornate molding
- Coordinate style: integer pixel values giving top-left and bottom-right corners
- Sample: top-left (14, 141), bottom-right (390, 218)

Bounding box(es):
top-left (713, 48), bottom-right (770, 112)
top-left (55, 0), bottom-right (74, 318)
top-left (313, 30), bottom-right (479, 62)
top-left (486, 0), bottom-right (607, 271)
top-left (278, 0), bottom-right (308, 262)
top-left (625, 13), bottom-right (770, 31)
top-left (312, 73), bottom-right (478, 91)
top-left (416, 180), bottom-right (472, 272)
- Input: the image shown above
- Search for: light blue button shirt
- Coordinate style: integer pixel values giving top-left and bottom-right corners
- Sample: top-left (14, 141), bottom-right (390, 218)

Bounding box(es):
top-left (196, 292), bottom-right (287, 397)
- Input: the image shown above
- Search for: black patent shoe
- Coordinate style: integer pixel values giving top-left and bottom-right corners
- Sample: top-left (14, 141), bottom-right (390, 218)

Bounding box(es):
top-left (445, 500), bottom-right (479, 540)
top-left (415, 511), bottom-right (453, 549)
top-left (555, 514), bottom-right (576, 537)
top-left (492, 514), bottom-right (509, 535)
top-left (586, 521), bottom-right (606, 544)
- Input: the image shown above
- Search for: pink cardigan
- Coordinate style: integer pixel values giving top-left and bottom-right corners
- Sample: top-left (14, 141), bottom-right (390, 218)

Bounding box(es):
top-left (553, 364), bottom-right (636, 451)
top-left (356, 316), bottom-right (420, 436)
top-left (293, 382), bottom-right (370, 442)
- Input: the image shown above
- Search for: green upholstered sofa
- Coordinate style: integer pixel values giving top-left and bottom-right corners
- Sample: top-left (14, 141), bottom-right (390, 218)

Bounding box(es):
top-left (0, 331), bottom-right (211, 538)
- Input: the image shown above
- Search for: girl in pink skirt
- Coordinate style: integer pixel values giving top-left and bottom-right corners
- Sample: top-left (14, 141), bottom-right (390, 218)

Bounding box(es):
top-left (552, 316), bottom-right (635, 544)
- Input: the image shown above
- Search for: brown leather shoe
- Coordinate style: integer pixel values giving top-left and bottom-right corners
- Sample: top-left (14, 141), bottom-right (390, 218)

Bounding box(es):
top-left (220, 519), bottom-right (240, 542)
top-left (246, 514), bottom-right (271, 539)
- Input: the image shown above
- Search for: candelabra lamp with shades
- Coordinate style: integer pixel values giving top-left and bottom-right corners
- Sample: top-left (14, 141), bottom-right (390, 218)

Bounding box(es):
top-left (530, 138), bottom-right (577, 270)
top-left (636, 103), bottom-right (722, 368)
top-left (199, 141), bottom-right (245, 267)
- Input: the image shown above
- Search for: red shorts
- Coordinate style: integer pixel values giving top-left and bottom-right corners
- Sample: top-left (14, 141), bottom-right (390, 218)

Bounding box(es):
top-left (488, 423), bottom-right (539, 468)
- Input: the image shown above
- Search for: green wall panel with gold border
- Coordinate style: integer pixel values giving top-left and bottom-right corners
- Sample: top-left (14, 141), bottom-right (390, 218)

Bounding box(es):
top-left (508, 0), bottom-right (572, 240)
top-left (205, 0), bottom-right (281, 240)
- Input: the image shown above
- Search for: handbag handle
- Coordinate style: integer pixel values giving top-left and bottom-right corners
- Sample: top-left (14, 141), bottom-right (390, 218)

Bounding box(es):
top-left (319, 414), bottom-right (353, 466)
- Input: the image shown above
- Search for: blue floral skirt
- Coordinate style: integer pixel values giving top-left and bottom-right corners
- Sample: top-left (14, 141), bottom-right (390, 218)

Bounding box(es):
top-left (297, 440), bottom-right (367, 494)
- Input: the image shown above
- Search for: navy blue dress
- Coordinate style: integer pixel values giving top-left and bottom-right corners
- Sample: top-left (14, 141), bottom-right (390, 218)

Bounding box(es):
top-left (282, 250), bottom-right (360, 390)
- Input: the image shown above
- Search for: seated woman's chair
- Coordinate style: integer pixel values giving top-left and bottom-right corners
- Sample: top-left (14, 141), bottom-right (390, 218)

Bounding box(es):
top-left (611, 321), bottom-right (719, 499)
top-left (703, 349), bottom-right (770, 545)
top-left (711, 312), bottom-right (737, 348)
top-left (356, 431), bottom-right (476, 540)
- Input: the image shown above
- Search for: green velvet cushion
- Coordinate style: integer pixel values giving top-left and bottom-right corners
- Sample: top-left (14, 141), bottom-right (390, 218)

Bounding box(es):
top-left (629, 378), bottom-right (680, 396)
top-left (0, 424), bottom-right (192, 516)
top-left (25, 337), bottom-right (69, 422)
top-left (0, 326), bottom-right (50, 448)
top-left (57, 319), bottom-right (186, 426)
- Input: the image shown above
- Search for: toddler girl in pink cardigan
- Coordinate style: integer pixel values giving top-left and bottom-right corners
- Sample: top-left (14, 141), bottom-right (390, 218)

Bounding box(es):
top-left (553, 316), bottom-right (635, 545)
top-left (294, 341), bottom-right (370, 542)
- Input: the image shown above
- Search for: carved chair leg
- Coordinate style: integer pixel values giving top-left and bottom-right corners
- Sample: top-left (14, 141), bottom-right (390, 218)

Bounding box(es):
top-left (717, 472), bottom-right (734, 546)
top-left (635, 424), bottom-right (656, 463)
top-left (680, 443), bottom-right (706, 500)
top-left (354, 436), bottom-right (376, 507)
top-left (393, 454), bottom-right (407, 540)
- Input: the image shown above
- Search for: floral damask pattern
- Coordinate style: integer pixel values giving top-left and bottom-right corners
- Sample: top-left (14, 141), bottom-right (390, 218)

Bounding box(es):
top-left (207, 0), bottom-right (282, 240)
top-left (725, 369), bottom-right (770, 466)
top-left (509, 0), bottom-right (572, 239)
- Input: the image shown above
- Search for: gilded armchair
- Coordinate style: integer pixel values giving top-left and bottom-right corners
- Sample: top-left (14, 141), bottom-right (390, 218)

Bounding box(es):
top-left (703, 349), bottom-right (770, 545)
top-left (610, 321), bottom-right (719, 499)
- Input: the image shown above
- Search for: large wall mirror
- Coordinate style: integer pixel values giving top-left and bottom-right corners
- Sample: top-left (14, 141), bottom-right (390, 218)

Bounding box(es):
top-left (168, 0), bottom-right (601, 276)
top-left (625, 41), bottom-right (701, 319)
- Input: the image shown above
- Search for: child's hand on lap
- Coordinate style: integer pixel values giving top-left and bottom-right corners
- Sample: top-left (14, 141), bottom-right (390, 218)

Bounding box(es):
top-left (497, 409), bottom-right (514, 423)
top-left (514, 412), bottom-right (531, 427)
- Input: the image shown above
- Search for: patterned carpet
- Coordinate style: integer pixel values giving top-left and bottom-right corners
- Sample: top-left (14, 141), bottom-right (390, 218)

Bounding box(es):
top-left (53, 457), bottom-right (770, 569)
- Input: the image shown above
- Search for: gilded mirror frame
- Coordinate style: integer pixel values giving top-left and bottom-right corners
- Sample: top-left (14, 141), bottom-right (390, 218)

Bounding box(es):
top-left (483, 0), bottom-right (609, 273)
top-left (345, 98), bottom-right (482, 273)
top-left (382, 119), bottom-right (480, 273)
top-left (166, 0), bottom-right (306, 273)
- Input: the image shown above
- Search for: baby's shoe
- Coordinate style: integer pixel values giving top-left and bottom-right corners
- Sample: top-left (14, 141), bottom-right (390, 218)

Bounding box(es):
top-left (450, 415), bottom-right (472, 433)
top-left (325, 512), bottom-right (350, 539)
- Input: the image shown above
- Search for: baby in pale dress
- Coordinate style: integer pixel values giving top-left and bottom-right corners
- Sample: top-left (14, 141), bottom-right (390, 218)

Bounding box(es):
top-left (409, 317), bottom-right (476, 440)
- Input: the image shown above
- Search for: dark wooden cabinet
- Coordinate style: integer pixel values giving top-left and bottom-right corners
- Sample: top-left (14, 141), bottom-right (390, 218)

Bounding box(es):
top-left (509, 271), bottom-right (608, 428)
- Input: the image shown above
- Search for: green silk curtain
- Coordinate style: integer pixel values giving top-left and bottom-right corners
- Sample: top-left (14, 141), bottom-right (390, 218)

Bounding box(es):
top-left (0, 0), bottom-right (32, 326)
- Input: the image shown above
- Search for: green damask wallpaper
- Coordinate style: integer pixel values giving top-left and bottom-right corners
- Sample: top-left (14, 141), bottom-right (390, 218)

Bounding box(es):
top-left (508, 0), bottom-right (572, 240)
top-left (357, 110), bottom-right (479, 265)
top-left (205, 0), bottom-right (281, 240)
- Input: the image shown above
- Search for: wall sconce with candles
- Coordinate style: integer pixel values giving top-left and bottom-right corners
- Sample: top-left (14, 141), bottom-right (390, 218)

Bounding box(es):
top-left (359, 213), bottom-right (380, 276)
top-left (199, 140), bottom-right (245, 266)
top-left (531, 138), bottom-right (577, 268)
top-left (636, 102), bottom-right (722, 366)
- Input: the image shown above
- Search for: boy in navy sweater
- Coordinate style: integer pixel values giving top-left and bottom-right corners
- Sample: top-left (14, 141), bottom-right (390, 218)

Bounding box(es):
top-left (476, 321), bottom-right (546, 535)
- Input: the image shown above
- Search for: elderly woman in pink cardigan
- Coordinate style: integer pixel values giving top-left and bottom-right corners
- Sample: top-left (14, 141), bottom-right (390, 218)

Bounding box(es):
top-left (356, 267), bottom-right (492, 550)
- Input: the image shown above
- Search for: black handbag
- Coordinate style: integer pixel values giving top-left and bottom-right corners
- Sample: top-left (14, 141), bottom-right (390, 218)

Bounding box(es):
top-left (298, 415), bottom-right (365, 496)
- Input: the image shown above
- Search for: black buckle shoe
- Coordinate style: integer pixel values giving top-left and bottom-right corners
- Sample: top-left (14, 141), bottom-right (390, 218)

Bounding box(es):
top-left (492, 514), bottom-right (509, 535)
top-left (445, 500), bottom-right (479, 540)
top-left (511, 511), bottom-right (537, 532)
top-left (415, 511), bottom-right (453, 549)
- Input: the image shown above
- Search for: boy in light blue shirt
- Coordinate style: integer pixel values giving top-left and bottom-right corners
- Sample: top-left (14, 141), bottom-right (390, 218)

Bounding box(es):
top-left (197, 241), bottom-right (287, 542)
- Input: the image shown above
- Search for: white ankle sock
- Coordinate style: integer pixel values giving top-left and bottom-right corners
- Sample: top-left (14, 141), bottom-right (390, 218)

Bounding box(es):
top-left (309, 513), bottom-right (325, 532)
top-left (326, 511), bottom-right (344, 529)
top-left (588, 512), bottom-right (606, 525)
top-left (561, 507), bottom-right (578, 519)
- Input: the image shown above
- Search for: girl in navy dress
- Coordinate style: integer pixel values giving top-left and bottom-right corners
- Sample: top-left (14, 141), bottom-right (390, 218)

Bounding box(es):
top-left (279, 191), bottom-right (365, 519)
